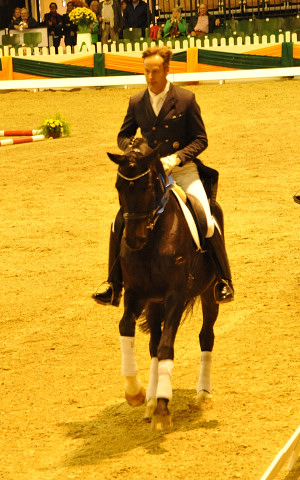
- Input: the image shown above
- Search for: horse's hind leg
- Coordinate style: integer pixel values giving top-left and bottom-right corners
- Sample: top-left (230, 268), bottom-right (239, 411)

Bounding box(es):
top-left (119, 293), bottom-right (146, 407)
top-left (197, 286), bottom-right (219, 407)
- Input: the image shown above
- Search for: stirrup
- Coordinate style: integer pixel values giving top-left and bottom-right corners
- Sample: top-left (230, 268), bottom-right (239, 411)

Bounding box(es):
top-left (293, 195), bottom-right (300, 205)
top-left (92, 281), bottom-right (122, 307)
top-left (214, 279), bottom-right (234, 304)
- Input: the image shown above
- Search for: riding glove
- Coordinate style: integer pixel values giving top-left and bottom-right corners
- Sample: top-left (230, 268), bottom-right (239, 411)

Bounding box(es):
top-left (161, 154), bottom-right (181, 175)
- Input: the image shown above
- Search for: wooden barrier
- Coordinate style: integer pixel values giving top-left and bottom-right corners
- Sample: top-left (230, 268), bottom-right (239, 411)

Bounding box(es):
top-left (260, 426), bottom-right (300, 480)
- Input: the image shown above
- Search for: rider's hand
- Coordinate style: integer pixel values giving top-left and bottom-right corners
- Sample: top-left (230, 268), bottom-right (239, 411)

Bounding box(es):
top-left (161, 154), bottom-right (181, 175)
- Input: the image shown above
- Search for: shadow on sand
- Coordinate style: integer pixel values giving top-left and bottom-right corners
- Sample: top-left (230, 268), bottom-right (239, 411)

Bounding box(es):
top-left (59, 388), bottom-right (219, 467)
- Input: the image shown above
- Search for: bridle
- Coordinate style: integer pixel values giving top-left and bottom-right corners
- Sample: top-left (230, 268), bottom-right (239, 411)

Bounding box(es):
top-left (117, 167), bottom-right (174, 230)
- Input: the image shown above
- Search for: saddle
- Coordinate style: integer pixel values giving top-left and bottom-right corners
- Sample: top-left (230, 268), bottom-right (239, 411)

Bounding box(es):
top-left (170, 160), bottom-right (220, 250)
top-left (171, 189), bottom-right (207, 251)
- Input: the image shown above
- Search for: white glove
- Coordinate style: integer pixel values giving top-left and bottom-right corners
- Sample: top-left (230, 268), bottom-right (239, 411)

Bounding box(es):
top-left (161, 154), bottom-right (181, 175)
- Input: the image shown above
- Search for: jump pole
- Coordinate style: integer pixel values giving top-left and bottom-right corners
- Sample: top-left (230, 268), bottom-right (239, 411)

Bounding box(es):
top-left (260, 426), bottom-right (300, 480)
top-left (0, 129), bottom-right (41, 136)
top-left (0, 134), bottom-right (45, 146)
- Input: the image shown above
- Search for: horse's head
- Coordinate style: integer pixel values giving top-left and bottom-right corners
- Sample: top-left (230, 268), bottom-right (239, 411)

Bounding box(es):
top-left (108, 139), bottom-right (165, 250)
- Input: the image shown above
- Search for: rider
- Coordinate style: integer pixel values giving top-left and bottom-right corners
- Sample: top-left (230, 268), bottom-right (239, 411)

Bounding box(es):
top-left (94, 46), bottom-right (234, 306)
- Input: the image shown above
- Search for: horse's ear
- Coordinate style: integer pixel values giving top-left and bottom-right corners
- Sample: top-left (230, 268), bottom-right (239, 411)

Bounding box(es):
top-left (107, 152), bottom-right (126, 165)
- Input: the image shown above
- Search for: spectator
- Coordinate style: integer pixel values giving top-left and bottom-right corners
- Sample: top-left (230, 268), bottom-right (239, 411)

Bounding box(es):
top-left (124, 0), bottom-right (150, 37)
top-left (12, 8), bottom-right (39, 31)
top-left (8, 7), bottom-right (21, 30)
top-left (62, 1), bottom-right (77, 51)
top-left (43, 2), bottom-right (63, 53)
top-left (97, 0), bottom-right (122, 44)
top-left (163, 6), bottom-right (187, 38)
top-left (119, 0), bottom-right (128, 39)
top-left (90, 0), bottom-right (100, 43)
top-left (189, 3), bottom-right (220, 36)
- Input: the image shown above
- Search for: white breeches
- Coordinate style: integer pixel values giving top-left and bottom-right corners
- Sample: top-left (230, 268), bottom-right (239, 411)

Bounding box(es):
top-left (172, 162), bottom-right (214, 238)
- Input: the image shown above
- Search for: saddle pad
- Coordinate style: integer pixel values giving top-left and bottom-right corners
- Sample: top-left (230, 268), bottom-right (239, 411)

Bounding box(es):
top-left (171, 189), bottom-right (201, 251)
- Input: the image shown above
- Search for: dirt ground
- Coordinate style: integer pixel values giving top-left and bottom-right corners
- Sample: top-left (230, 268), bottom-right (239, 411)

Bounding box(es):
top-left (1, 80), bottom-right (299, 480)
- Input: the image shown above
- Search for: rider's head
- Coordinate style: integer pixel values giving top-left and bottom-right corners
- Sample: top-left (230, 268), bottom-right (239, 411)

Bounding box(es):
top-left (142, 46), bottom-right (172, 95)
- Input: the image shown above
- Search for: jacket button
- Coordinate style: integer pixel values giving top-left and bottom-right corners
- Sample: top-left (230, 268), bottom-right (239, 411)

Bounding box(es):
top-left (165, 139), bottom-right (169, 143)
top-left (152, 126), bottom-right (156, 131)
top-left (164, 124), bottom-right (168, 128)
top-left (153, 140), bottom-right (158, 144)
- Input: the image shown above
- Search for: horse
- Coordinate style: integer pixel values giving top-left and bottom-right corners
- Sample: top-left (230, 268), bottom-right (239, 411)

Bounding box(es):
top-left (107, 139), bottom-right (222, 431)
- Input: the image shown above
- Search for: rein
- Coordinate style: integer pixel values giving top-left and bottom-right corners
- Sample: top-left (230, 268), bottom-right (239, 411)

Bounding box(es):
top-left (118, 167), bottom-right (174, 229)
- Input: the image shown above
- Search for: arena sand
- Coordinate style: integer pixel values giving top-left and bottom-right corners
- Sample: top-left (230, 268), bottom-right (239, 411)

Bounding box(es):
top-left (1, 80), bottom-right (299, 480)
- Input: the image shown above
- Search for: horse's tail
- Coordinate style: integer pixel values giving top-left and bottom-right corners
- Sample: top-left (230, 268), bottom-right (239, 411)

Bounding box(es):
top-left (138, 296), bottom-right (199, 333)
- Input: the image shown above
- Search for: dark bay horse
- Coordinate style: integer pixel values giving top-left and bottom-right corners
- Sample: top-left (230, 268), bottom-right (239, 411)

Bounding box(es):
top-left (107, 140), bottom-right (221, 431)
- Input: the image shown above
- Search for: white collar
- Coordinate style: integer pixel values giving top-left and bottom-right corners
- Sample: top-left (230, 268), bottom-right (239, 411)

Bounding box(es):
top-left (148, 81), bottom-right (170, 102)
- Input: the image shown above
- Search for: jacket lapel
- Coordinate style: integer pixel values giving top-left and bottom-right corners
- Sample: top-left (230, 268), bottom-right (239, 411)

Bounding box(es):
top-left (156, 83), bottom-right (177, 122)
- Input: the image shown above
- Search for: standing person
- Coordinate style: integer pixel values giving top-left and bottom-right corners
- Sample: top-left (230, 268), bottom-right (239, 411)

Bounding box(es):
top-left (189, 3), bottom-right (221, 36)
top-left (62, 1), bottom-right (77, 51)
top-left (123, 0), bottom-right (150, 37)
top-left (119, 0), bottom-right (128, 39)
top-left (90, 0), bottom-right (100, 43)
top-left (97, 0), bottom-right (122, 44)
top-left (43, 2), bottom-right (63, 53)
top-left (163, 6), bottom-right (187, 38)
top-left (94, 46), bottom-right (234, 306)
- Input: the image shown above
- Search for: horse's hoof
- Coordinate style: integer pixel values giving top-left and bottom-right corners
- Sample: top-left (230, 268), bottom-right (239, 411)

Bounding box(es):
top-left (151, 413), bottom-right (173, 432)
top-left (143, 398), bottom-right (157, 421)
top-left (195, 390), bottom-right (213, 409)
top-left (125, 387), bottom-right (146, 407)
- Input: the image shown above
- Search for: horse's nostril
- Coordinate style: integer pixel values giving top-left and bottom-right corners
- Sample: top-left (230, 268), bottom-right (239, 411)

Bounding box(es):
top-left (126, 235), bottom-right (146, 250)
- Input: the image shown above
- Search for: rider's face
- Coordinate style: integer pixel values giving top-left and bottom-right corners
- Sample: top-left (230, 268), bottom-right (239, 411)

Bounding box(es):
top-left (144, 55), bottom-right (168, 94)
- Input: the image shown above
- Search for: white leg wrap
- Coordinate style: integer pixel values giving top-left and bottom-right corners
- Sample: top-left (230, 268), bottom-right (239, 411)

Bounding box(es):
top-left (156, 359), bottom-right (174, 401)
top-left (146, 357), bottom-right (159, 401)
top-left (197, 351), bottom-right (212, 394)
top-left (120, 336), bottom-right (138, 377)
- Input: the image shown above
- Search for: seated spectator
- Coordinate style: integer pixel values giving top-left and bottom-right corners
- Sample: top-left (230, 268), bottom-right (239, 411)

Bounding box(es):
top-left (62, 1), bottom-right (77, 51)
top-left (90, 0), bottom-right (100, 43)
top-left (12, 8), bottom-right (39, 31)
top-left (43, 2), bottom-right (63, 53)
top-left (124, 0), bottom-right (150, 37)
top-left (8, 7), bottom-right (21, 30)
top-left (163, 6), bottom-right (187, 38)
top-left (97, 0), bottom-right (122, 44)
top-left (189, 3), bottom-right (220, 36)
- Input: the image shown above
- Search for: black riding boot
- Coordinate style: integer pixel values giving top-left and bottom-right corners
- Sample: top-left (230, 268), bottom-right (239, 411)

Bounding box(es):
top-left (92, 209), bottom-right (123, 307)
top-left (205, 227), bottom-right (234, 303)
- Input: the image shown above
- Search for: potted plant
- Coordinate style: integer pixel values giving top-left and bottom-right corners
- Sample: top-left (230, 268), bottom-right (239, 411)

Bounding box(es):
top-left (69, 7), bottom-right (97, 33)
top-left (38, 113), bottom-right (70, 139)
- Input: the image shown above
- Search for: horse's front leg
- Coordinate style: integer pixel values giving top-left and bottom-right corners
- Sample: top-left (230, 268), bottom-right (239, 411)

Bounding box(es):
top-left (196, 285), bottom-right (219, 408)
top-left (119, 290), bottom-right (146, 407)
top-left (151, 293), bottom-right (185, 431)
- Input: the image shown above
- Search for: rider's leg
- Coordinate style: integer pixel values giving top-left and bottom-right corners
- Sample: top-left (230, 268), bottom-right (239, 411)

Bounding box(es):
top-left (172, 163), bottom-right (234, 303)
top-left (93, 209), bottom-right (123, 306)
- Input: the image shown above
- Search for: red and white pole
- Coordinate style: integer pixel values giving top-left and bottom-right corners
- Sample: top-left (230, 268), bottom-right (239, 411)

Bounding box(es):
top-left (0, 135), bottom-right (45, 147)
top-left (0, 129), bottom-right (42, 137)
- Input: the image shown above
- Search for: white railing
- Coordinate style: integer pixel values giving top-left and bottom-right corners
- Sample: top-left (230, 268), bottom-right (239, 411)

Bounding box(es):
top-left (0, 31), bottom-right (298, 58)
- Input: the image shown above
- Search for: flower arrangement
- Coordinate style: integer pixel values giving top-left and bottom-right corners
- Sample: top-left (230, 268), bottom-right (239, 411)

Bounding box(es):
top-left (38, 113), bottom-right (70, 139)
top-left (69, 7), bottom-right (96, 31)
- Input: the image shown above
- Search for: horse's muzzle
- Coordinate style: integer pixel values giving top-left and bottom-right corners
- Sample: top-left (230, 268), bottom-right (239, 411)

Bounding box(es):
top-left (124, 234), bottom-right (147, 251)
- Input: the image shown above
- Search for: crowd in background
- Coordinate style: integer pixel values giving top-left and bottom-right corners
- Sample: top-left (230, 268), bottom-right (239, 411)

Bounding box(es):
top-left (3, 0), bottom-right (224, 51)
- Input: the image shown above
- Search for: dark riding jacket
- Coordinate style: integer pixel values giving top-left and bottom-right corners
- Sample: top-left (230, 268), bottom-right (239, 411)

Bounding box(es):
top-left (117, 83), bottom-right (208, 165)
